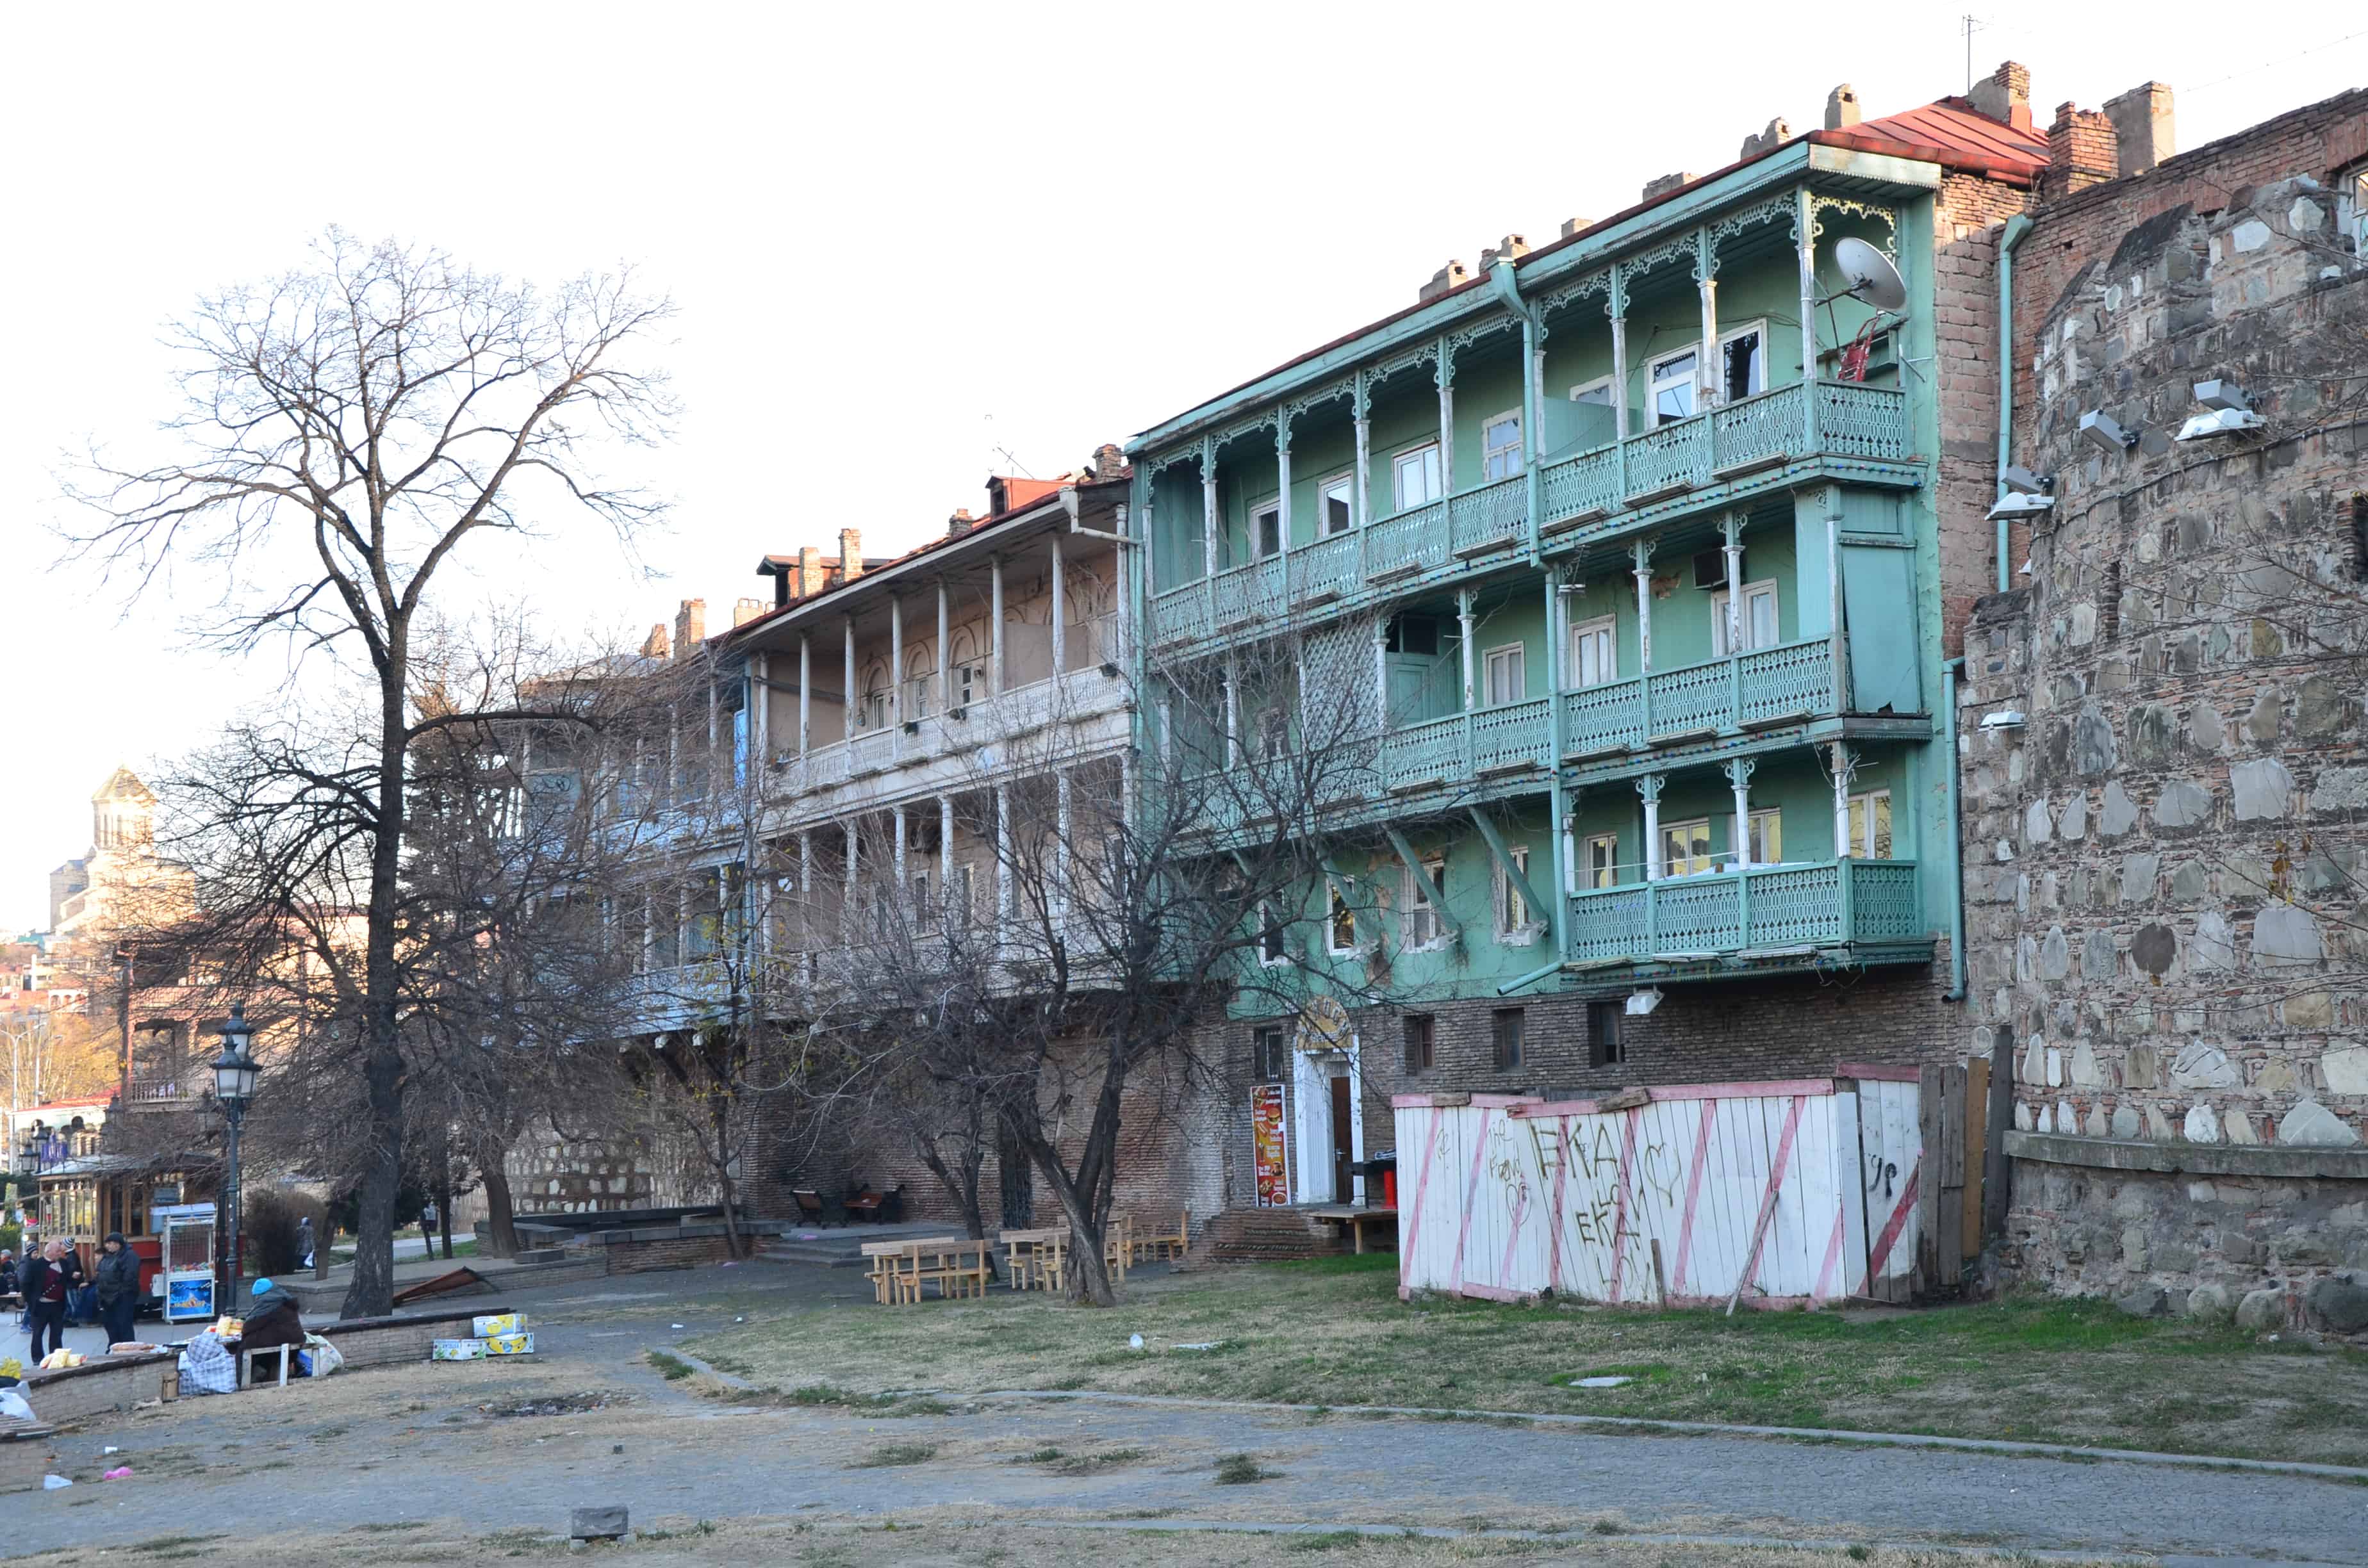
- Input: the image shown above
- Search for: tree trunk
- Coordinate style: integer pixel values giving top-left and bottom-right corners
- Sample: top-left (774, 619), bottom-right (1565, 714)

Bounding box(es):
top-left (997, 1117), bottom-right (1033, 1229)
top-left (477, 1132), bottom-right (520, 1259)
top-left (341, 658), bottom-right (411, 1321)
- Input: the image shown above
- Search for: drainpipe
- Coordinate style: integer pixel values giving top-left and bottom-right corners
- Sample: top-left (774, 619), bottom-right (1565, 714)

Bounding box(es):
top-left (1993, 214), bottom-right (2033, 592)
top-left (1941, 657), bottom-right (1968, 1002)
top-left (1488, 261), bottom-right (1545, 566)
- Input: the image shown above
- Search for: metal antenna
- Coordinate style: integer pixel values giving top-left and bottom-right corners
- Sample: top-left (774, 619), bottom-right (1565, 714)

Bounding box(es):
top-left (1961, 13), bottom-right (1987, 94)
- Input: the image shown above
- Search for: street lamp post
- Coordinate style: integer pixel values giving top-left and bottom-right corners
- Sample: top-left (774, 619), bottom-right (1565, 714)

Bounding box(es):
top-left (211, 1004), bottom-right (259, 1310)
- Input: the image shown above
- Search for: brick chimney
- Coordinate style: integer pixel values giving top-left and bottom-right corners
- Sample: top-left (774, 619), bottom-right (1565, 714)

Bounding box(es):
top-left (1971, 61), bottom-right (2033, 134)
top-left (1090, 443), bottom-right (1126, 481)
top-left (641, 623), bottom-right (670, 660)
top-left (1417, 260), bottom-right (1470, 303)
top-left (798, 546), bottom-right (827, 598)
top-left (1825, 85), bottom-right (1861, 131)
top-left (1479, 233), bottom-right (1530, 270)
top-left (2044, 102), bottom-right (2119, 199)
top-left (1640, 171), bottom-right (1697, 202)
top-left (2103, 81), bottom-right (2175, 177)
top-left (673, 598), bottom-right (705, 659)
top-left (732, 596), bottom-right (767, 628)
top-left (839, 528), bottom-right (863, 584)
top-left (1738, 117), bottom-right (1791, 159)
top-left (1558, 216), bottom-right (1593, 240)
top-left (946, 507), bottom-right (974, 538)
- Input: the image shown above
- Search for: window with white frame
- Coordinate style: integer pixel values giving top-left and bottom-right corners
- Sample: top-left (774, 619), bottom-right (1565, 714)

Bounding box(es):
top-left (1402, 858), bottom-right (1447, 948)
top-left (1327, 880), bottom-right (1359, 954)
top-left (1741, 808), bottom-right (1783, 865)
top-left (1568, 376), bottom-right (1618, 452)
top-left (1493, 845), bottom-right (1534, 936)
top-left (1647, 347), bottom-right (1698, 427)
top-left (1483, 643), bottom-right (1526, 706)
top-left (1718, 320), bottom-right (1768, 403)
top-left (1319, 473), bottom-right (1354, 535)
top-left (947, 863), bottom-right (974, 926)
top-left (2350, 168), bottom-right (2367, 256)
top-left (1584, 831), bottom-right (1620, 889)
top-left (860, 663), bottom-right (891, 730)
top-left (950, 627), bottom-right (985, 708)
top-left (911, 869), bottom-right (934, 929)
top-left (1392, 443), bottom-right (1442, 512)
top-left (1711, 580), bottom-right (1780, 656)
top-left (1481, 411), bottom-right (1523, 482)
top-left (1258, 902), bottom-right (1287, 966)
top-left (1252, 501), bottom-right (1281, 560)
top-left (1659, 817), bottom-right (1713, 877)
top-left (1846, 789), bottom-right (1894, 859)
top-left (1568, 614), bottom-right (1618, 687)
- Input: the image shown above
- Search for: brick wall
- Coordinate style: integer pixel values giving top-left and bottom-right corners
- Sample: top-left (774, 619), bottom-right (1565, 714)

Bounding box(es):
top-left (17, 1353), bottom-right (173, 1428)
top-left (1200, 960), bottom-right (1968, 1209)
top-left (1932, 171), bottom-right (2038, 652)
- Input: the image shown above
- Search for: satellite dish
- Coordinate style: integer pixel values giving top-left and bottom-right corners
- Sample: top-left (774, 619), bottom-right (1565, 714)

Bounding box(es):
top-left (1833, 237), bottom-right (1907, 311)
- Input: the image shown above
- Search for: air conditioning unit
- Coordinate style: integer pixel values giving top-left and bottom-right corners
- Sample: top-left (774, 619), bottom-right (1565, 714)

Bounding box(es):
top-left (1691, 548), bottom-right (1731, 589)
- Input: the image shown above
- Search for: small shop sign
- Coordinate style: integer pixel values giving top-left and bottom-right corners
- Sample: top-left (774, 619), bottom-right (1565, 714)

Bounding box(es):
top-left (1251, 1084), bottom-right (1288, 1207)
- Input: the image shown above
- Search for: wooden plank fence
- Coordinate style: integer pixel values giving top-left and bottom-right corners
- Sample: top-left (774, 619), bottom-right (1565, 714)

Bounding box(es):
top-left (1395, 1069), bottom-right (1978, 1309)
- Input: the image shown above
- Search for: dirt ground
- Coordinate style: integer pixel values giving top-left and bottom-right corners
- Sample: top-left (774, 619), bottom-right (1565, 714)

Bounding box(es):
top-left (5, 1261), bottom-right (2362, 1565)
top-left (685, 1253), bottom-right (2368, 1466)
top-left (3, 1518), bottom-right (2148, 1567)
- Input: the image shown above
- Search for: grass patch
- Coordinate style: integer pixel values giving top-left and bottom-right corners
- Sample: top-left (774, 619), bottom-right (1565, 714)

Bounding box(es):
top-left (345, 1521), bottom-right (428, 1533)
top-left (130, 1539), bottom-right (231, 1556)
top-left (850, 1442), bottom-right (939, 1468)
top-left (648, 1350), bottom-right (696, 1380)
top-left (682, 1259), bottom-right (2368, 1466)
top-left (1283, 1530), bottom-right (1366, 1551)
top-left (1213, 1453), bottom-right (1277, 1484)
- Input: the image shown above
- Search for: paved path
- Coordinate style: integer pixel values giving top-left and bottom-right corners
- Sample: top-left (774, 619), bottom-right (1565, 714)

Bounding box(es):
top-left (5, 1262), bottom-right (2360, 1564)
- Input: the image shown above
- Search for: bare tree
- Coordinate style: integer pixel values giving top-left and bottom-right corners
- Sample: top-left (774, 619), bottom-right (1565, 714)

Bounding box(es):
top-left (800, 619), bottom-right (1426, 1304)
top-left (65, 233), bottom-right (674, 1314)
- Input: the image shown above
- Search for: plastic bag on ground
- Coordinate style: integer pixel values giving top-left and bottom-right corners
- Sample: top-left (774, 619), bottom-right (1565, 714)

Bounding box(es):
top-left (0, 1387), bottom-right (35, 1423)
top-left (300, 1332), bottom-right (343, 1378)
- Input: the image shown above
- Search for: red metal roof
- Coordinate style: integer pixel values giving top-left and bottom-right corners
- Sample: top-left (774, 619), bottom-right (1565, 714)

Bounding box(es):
top-left (1834, 96), bottom-right (2048, 179)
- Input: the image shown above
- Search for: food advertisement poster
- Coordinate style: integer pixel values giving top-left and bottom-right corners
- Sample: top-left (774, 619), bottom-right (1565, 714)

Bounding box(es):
top-left (1251, 1084), bottom-right (1288, 1207)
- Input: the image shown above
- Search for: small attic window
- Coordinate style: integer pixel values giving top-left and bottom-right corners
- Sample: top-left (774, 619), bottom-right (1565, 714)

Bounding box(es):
top-left (2349, 167), bottom-right (2367, 256)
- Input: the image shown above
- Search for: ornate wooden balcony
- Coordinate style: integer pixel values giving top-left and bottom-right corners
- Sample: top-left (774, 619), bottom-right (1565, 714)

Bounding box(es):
top-left (1565, 858), bottom-right (1925, 971)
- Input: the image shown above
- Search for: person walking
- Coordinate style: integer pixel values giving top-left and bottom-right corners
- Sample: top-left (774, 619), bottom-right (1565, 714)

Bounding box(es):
top-left (22, 1240), bottom-right (84, 1361)
top-left (94, 1232), bottom-right (141, 1348)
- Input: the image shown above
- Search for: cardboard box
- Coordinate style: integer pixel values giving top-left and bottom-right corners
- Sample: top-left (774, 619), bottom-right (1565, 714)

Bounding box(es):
top-left (471, 1313), bottom-right (523, 1338)
top-left (482, 1333), bottom-right (535, 1357)
top-left (431, 1338), bottom-right (489, 1362)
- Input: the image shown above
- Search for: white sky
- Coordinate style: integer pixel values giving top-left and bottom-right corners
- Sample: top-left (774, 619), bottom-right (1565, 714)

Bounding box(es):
top-left (2, 1), bottom-right (2361, 934)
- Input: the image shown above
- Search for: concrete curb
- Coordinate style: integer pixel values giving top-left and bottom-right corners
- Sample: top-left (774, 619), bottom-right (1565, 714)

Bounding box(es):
top-left (978, 1388), bottom-right (2368, 1484)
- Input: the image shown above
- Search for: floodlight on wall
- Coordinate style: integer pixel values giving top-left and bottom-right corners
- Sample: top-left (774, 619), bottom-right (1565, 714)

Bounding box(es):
top-left (1980, 708), bottom-right (2027, 730)
top-left (2176, 407), bottom-right (2265, 441)
top-left (2079, 410), bottom-right (2139, 453)
top-left (1999, 465), bottom-right (2052, 496)
top-left (1987, 491), bottom-right (2053, 520)
top-left (1625, 988), bottom-right (1664, 1017)
top-left (2180, 377), bottom-right (2264, 440)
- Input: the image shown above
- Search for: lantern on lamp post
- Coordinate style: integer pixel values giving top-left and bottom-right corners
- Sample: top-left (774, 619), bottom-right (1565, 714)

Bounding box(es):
top-left (211, 1003), bottom-right (259, 1306)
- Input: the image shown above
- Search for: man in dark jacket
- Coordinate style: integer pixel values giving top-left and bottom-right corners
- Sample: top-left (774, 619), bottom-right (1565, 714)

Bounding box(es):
top-left (94, 1232), bottom-right (142, 1347)
top-left (22, 1240), bottom-right (85, 1360)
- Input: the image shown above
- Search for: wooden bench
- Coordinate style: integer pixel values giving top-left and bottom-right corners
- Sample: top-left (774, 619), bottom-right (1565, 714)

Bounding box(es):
top-left (999, 1228), bottom-right (1064, 1292)
top-left (1306, 1206), bottom-right (1399, 1254)
top-left (1130, 1209), bottom-right (1188, 1262)
top-left (864, 1237), bottom-right (991, 1304)
top-left (791, 1189), bottom-right (830, 1226)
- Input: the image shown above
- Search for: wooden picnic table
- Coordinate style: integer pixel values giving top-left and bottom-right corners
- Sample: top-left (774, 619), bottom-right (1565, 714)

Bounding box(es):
top-left (862, 1236), bottom-right (991, 1305)
top-left (1306, 1205), bottom-right (1399, 1254)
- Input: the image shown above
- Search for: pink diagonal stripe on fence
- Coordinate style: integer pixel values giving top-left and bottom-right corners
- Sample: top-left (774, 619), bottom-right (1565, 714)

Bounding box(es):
top-left (1669, 1097), bottom-right (1717, 1296)
top-left (1734, 1094), bottom-right (1807, 1299)
top-left (1606, 1107), bottom-right (1641, 1303)
top-left (1547, 1116), bottom-right (1570, 1294)
top-left (1868, 1161), bottom-right (1922, 1286)
top-left (1446, 1107), bottom-right (1494, 1287)
top-left (1401, 1111), bottom-right (1442, 1264)
top-left (1813, 1205), bottom-right (1846, 1302)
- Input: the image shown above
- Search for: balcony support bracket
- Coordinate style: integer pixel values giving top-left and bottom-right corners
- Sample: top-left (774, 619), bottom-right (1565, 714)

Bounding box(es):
top-left (1467, 809), bottom-right (1549, 937)
top-left (1383, 827), bottom-right (1461, 938)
